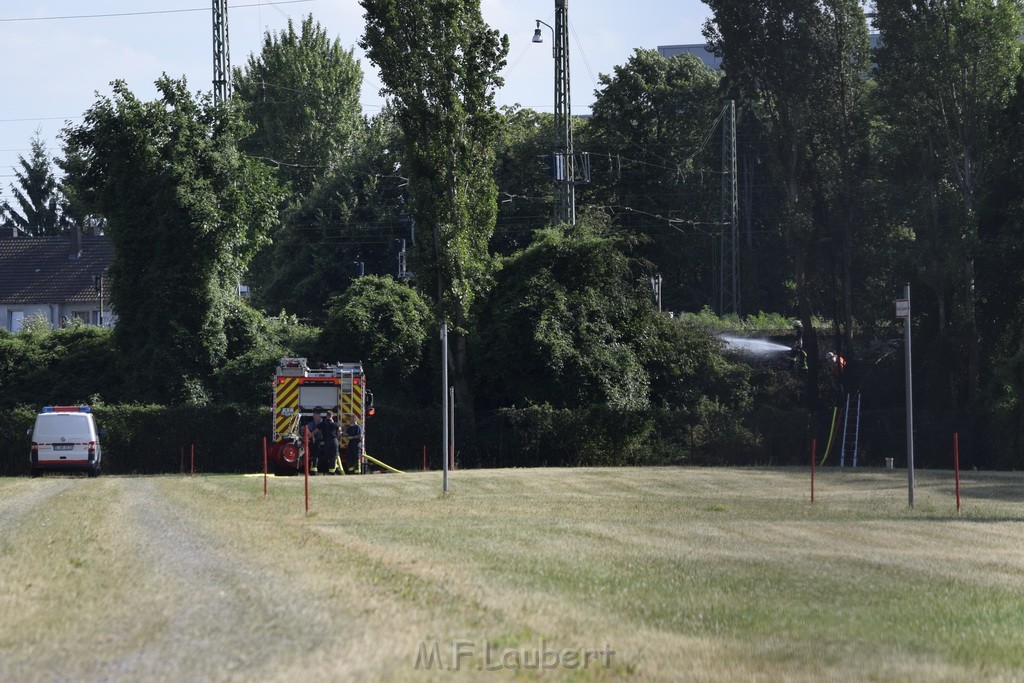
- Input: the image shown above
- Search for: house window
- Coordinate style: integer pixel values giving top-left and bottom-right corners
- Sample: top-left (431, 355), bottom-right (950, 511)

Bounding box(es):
top-left (62, 311), bottom-right (100, 326)
top-left (8, 310), bottom-right (24, 332)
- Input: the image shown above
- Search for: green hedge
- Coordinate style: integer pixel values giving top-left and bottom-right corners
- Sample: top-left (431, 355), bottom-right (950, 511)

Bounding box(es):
top-left (0, 403), bottom-right (269, 476)
top-left (0, 405), bottom-right (37, 476)
top-left (11, 400), bottom-right (971, 476)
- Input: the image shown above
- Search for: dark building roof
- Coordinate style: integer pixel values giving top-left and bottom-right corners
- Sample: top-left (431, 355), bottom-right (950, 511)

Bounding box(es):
top-left (659, 34), bottom-right (881, 71)
top-left (0, 234), bottom-right (114, 304)
top-left (658, 44), bottom-right (722, 70)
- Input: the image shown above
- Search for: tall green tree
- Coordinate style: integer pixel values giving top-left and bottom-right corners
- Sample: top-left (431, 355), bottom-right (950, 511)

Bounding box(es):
top-left (704, 0), bottom-right (872, 404)
top-left (232, 15), bottom-right (369, 315)
top-left (492, 105), bottom-right (555, 254)
top-left (585, 50), bottom-right (723, 310)
top-left (252, 108), bottom-right (408, 320)
top-left (1, 135), bottom-right (65, 236)
top-left (60, 77), bottom-right (283, 402)
top-left (874, 0), bottom-right (1024, 405)
top-left (359, 0), bottom-right (509, 401)
top-left (976, 64), bottom-right (1024, 461)
top-left (233, 15), bottom-right (363, 199)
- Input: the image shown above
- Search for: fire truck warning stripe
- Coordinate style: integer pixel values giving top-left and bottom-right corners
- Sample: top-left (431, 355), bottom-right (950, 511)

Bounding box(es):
top-left (275, 378), bottom-right (302, 437)
top-left (275, 413), bottom-right (300, 436)
top-left (277, 379), bottom-right (300, 404)
top-left (351, 383), bottom-right (362, 414)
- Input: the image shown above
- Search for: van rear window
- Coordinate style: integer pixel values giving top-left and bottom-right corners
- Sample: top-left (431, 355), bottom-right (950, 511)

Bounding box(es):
top-left (33, 414), bottom-right (93, 441)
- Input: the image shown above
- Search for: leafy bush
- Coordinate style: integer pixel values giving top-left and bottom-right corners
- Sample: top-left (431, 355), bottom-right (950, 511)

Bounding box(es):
top-left (214, 346), bottom-right (284, 405)
top-left (223, 297), bottom-right (274, 358)
top-left (320, 276), bottom-right (433, 392)
top-left (0, 324), bottom-right (125, 408)
top-left (681, 307), bottom-right (825, 335)
top-left (0, 405), bottom-right (37, 476)
top-left (472, 224), bottom-right (654, 410)
top-left (266, 314), bottom-right (321, 358)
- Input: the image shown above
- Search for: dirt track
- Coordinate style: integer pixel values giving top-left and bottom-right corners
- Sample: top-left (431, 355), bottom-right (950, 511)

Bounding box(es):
top-left (0, 476), bottom-right (428, 682)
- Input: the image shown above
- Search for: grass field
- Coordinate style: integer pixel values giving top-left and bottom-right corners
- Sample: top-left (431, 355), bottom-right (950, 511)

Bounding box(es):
top-left (0, 467), bottom-right (1022, 681)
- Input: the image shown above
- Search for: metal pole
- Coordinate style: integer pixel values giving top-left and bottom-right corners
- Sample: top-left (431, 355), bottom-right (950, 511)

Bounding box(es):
top-left (303, 427), bottom-right (309, 515)
top-left (810, 438), bottom-right (816, 503)
top-left (718, 99), bottom-right (738, 315)
top-left (441, 323), bottom-right (449, 494)
top-left (554, 0), bottom-right (574, 225)
top-left (212, 0), bottom-right (231, 106)
top-left (904, 283), bottom-right (915, 508)
top-left (449, 385), bottom-right (455, 470)
top-left (853, 393), bottom-right (861, 468)
top-left (954, 432), bottom-right (961, 514)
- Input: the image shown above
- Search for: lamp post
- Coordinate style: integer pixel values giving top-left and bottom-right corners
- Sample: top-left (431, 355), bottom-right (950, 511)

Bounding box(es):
top-left (93, 274), bottom-right (104, 327)
top-left (532, 0), bottom-right (574, 226)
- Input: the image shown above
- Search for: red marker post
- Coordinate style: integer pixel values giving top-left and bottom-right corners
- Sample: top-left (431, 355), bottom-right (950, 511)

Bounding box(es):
top-left (180, 446), bottom-right (184, 475)
top-left (263, 436), bottom-right (268, 498)
top-left (190, 444), bottom-right (195, 476)
top-left (954, 432), bottom-right (961, 514)
top-left (303, 428), bottom-right (310, 515)
top-left (811, 438), bottom-right (817, 504)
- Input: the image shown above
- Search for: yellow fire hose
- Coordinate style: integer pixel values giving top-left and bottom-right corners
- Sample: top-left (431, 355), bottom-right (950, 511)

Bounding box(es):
top-left (820, 407), bottom-right (839, 466)
top-left (362, 453), bottom-right (404, 474)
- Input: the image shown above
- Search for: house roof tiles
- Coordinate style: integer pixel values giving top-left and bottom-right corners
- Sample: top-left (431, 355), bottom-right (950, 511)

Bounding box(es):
top-left (0, 234), bottom-right (114, 304)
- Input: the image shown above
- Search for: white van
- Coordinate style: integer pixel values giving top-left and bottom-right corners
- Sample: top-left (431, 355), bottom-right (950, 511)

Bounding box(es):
top-left (28, 406), bottom-right (103, 477)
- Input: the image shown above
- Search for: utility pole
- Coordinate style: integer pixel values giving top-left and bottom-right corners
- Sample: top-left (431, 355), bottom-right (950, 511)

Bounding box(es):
top-left (533, 0), bottom-right (574, 226)
top-left (554, 0), bottom-right (574, 226)
top-left (93, 274), bottom-right (104, 327)
top-left (212, 0), bottom-right (231, 106)
top-left (899, 284), bottom-right (915, 508)
top-left (441, 323), bottom-right (450, 494)
top-left (718, 99), bottom-right (739, 315)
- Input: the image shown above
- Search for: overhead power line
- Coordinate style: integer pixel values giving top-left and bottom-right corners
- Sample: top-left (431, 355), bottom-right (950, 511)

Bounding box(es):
top-left (0, 116), bottom-right (82, 123)
top-left (0, 0), bottom-right (313, 23)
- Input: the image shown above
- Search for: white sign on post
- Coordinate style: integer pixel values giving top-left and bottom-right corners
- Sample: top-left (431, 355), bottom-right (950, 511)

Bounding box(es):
top-left (895, 299), bottom-right (910, 318)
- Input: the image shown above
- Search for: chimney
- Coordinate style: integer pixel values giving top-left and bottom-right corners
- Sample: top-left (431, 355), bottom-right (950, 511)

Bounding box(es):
top-left (71, 225), bottom-right (83, 258)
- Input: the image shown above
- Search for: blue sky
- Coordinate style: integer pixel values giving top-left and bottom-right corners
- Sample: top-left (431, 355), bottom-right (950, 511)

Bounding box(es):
top-left (0, 0), bottom-right (713, 207)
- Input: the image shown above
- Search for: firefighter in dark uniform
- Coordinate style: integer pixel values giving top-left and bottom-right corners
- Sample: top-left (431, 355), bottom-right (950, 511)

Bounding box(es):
top-left (306, 413), bottom-right (324, 475)
top-left (344, 421), bottom-right (363, 474)
top-left (790, 320), bottom-right (808, 371)
top-left (319, 411), bottom-right (341, 475)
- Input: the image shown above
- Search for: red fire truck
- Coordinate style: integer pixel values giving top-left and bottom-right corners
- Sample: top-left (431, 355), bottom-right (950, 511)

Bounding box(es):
top-left (266, 357), bottom-right (372, 475)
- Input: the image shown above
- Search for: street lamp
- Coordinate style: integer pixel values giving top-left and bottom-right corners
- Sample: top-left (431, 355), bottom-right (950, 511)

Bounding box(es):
top-left (532, 20), bottom-right (552, 53)
top-left (532, 0), bottom-right (574, 226)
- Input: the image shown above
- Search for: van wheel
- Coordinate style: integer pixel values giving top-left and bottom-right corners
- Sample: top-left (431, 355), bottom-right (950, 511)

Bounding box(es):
top-left (88, 466), bottom-right (100, 478)
top-left (30, 468), bottom-right (41, 478)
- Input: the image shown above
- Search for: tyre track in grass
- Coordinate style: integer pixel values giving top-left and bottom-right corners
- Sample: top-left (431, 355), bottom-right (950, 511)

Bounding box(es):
top-left (1, 476), bottom-right (497, 682)
top-left (0, 478), bottom-right (76, 651)
top-left (89, 478), bottom-right (339, 682)
top-left (0, 478), bottom-right (74, 527)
